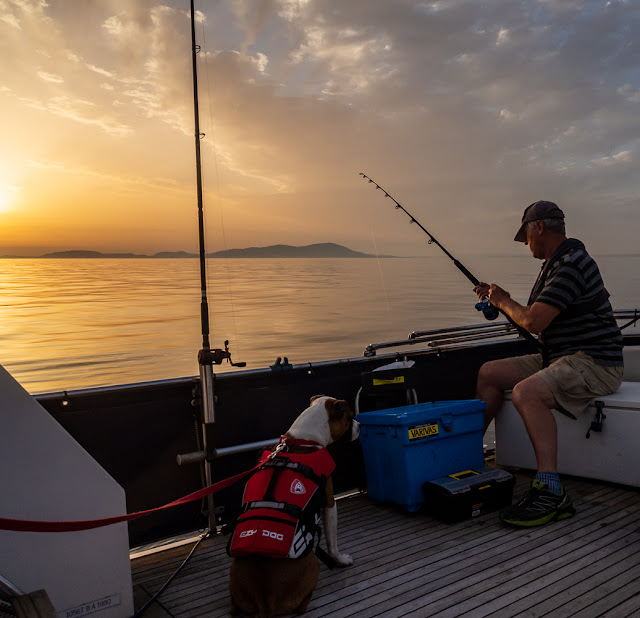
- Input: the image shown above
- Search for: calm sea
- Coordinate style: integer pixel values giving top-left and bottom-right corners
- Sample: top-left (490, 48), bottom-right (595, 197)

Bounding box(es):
top-left (1, 255), bottom-right (639, 395)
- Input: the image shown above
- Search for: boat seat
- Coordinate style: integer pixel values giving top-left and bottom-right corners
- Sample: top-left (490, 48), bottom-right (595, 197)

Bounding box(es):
top-left (619, 345), bottom-right (640, 381)
top-left (495, 346), bottom-right (640, 487)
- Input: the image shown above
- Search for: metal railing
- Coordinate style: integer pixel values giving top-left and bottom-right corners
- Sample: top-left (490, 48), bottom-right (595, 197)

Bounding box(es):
top-left (177, 438), bottom-right (280, 466)
top-left (364, 320), bottom-right (520, 357)
top-left (363, 308), bottom-right (639, 357)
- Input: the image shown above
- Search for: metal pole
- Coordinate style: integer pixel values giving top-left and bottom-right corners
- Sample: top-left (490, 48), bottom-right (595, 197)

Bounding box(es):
top-left (176, 438), bottom-right (280, 466)
top-left (189, 0), bottom-right (216, 533)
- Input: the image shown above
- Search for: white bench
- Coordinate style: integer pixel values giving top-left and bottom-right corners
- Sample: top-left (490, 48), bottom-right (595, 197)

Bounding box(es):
top-left (495, 347), bottom-right (640, 487)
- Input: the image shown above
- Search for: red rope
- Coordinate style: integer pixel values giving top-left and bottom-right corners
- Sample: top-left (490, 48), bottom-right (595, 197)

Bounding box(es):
top-left (1, 439), bottom-right (328, 533)
top-left (0, 457), bottom-right (265, 533)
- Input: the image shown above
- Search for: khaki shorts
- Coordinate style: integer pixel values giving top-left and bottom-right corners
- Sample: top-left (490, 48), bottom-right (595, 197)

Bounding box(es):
top-left (513, 351), bottom-right (624, 418)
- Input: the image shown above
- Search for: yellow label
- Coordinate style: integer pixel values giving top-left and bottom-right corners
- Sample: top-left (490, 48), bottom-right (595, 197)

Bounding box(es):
top-left (373, 376), bottom-right (405, 386)
top-left (408, 423), bottom-right (438, 440)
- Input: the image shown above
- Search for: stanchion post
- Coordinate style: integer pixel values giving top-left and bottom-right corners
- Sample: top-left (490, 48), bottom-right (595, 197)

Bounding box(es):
top-left (198, 353), bottom-right (217, 533)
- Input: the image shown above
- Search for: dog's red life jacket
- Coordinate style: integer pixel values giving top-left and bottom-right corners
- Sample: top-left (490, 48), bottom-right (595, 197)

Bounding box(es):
top-left (227, 446), bottom-right (335, 559)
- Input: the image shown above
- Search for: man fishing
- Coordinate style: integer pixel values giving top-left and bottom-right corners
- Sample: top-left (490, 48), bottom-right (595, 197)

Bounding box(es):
top-left (474, 200), bottom-right (624, 527)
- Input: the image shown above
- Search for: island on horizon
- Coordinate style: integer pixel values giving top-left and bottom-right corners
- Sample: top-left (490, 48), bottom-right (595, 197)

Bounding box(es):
top-left (1, 243), bottom-right (397, 259)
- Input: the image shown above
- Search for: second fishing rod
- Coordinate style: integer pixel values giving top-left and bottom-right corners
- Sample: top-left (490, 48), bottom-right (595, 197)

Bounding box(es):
top-left (359, 172), bottom-right (541, 352)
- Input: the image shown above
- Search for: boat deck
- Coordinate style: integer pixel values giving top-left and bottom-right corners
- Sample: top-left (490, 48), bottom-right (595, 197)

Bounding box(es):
top-left (131, 469), bottom-right (640, 617)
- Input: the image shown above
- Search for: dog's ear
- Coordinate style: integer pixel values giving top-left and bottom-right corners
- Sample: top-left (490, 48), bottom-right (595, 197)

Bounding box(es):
top-left (326, 398), bottom-right (353, 420)
top-left (310, 394), bottom-right (327, 404)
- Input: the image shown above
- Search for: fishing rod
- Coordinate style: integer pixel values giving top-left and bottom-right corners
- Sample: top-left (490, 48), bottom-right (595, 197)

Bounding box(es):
top-left (359, 172), bottom-right (542, 350)
top-left (188, 0), bottom-right (245, 534)
top-left (189, 0), bottom-right (244, 371)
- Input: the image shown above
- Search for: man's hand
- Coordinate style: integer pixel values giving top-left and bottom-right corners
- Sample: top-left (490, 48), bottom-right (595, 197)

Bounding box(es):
top-left (473, 282), bottom-right (490, 300)
top-left (487, 284), bottom-right (511, 309)
top-left (473, 282), bottom-right (511, 310)
top-left (473, 282), bottom-right (560, 334)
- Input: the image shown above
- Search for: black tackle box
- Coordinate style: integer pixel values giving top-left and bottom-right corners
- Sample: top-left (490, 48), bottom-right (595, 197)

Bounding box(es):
top-left (358, 364), bottom-right (419, 413)
top-left (422, 466), bottom-right (515, 523)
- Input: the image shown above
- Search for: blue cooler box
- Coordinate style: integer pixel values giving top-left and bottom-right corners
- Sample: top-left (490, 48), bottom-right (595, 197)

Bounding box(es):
top-left (358, 400), bottom-right (485, 512)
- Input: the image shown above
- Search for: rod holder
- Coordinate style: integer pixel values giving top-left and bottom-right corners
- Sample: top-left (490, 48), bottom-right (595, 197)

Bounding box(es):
top-left (177, 438), bottom-right (280, 466)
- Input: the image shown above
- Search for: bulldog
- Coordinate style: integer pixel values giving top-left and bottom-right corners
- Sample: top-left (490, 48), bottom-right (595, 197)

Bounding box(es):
top-left (229, 395), bottom-right (359, 617)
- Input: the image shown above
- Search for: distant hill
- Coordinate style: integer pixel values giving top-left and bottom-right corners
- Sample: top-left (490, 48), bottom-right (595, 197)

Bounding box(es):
top-left (153, 251), bottom-right (196, 258)
top-left (40, 250), bottom-right (149, 259)
top-left (3, 243), bottom-right (394, 259)
top-left (206, 243), bottom-right (380, 258)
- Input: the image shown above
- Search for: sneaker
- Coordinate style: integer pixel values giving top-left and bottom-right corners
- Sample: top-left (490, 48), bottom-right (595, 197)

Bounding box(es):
top-left (500, 479), bottom-right (576, 527)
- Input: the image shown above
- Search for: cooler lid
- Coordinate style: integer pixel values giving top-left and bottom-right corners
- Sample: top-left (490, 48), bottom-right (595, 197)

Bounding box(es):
top-left (357, 399), bottom-right (485, 426)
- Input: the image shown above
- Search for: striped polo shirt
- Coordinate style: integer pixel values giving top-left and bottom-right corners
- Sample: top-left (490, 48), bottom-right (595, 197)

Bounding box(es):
top-left (528, 239), bottom-right (623, 366)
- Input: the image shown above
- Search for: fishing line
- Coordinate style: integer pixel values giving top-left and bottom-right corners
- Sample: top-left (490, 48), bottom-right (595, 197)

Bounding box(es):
top-left (370, 228), bottom-right (393, 323)
top-left (198, 2), bottom-right (243, 360)
top-left (359, 172), bottom-right (542, 353)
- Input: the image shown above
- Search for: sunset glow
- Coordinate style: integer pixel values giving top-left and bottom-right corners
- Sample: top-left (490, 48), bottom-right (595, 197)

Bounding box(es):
top-left (0, 1), bottom-right (638, 258)
top-left (0, 181), bottom-right (18, 213)
top-left (0, 190), bottom-right (8, 213)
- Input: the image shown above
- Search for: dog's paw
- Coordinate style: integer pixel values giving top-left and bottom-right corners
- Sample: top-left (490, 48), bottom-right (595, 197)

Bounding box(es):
top-left (331, 552), bottom-right (353, 567)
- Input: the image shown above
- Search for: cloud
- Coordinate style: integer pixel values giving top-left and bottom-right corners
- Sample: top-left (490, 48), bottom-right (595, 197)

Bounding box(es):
top-left (1, 12), bottom-right (20, 29)
top-left (617, 84), bottom-right (640, 103)
top-left (26, 158), bottom-right (184, 193)
top-left (102, 14), bottom-right (125, 36)
top-left (22, 94), bottom-right (132, 136)
top-left (2, 0), bottom-right (640, 255)
top-left (593, 150), bottom-right (634, 166)
top-left (86, 63), bottom-right (114, 78)
top-left (37, 71), bottom-right (64, 83)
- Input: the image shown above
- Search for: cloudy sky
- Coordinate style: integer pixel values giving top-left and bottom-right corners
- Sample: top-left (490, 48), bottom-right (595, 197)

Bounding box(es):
top-left (0, 0), bottom-right (638, 257)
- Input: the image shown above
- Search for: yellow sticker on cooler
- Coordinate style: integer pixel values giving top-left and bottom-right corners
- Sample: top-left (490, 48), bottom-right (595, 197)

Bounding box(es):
top-left (408, 423), bottom-right (439, 440)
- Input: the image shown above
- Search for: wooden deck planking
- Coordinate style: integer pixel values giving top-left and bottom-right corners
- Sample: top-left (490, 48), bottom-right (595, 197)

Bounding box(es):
top-left (356, 489), bottom-right (640, 617)
top-left (599, 587), bottom-right (640, 618)
top-left (481, 531), bottom-right (640, 617)
top-left (427, 517), bottom-right (640, 618)
top-left (306, 481), bottom-right (628, 614)
top-left (311, 490), bottom-right (638, 616)
top-left (131, 471), bottom-right (640, 618)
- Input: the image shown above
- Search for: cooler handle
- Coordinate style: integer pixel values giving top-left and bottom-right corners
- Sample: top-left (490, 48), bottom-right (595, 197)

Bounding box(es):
top-left (440, 412), bottom-right (453, 432)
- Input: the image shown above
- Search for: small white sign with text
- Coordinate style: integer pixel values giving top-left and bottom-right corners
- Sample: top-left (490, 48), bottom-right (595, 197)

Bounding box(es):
top-left (62, 593), bottom-right (121, 618)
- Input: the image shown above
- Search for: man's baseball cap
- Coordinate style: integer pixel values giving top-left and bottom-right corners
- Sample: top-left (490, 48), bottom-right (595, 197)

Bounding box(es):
top-left (514, 200), bottom-right (564, 242)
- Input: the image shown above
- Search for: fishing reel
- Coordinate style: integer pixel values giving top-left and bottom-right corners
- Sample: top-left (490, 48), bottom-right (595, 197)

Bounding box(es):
top-left (198, 340), bottom-right (246, 367)
top-left (475, 297), bottom-right (500, 321)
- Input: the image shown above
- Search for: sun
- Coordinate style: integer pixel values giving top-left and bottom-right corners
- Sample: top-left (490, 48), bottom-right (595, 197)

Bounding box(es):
top-left (0, 186), bottom-right (15, 212)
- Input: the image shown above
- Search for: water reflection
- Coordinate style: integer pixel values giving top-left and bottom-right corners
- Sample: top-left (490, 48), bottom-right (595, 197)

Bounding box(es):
top-left (0, 254), bottom-right (636, 393)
